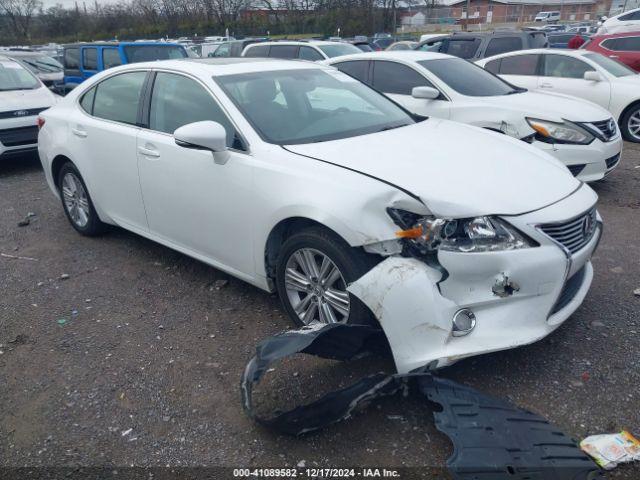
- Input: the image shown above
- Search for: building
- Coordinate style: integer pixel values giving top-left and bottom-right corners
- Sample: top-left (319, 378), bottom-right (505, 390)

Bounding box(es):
top-left (400, 0), bottom-right (613, 26)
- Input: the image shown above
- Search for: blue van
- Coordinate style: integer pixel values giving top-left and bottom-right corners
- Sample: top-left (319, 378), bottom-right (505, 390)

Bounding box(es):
top-left (61, 42), bottom-right (188, 92)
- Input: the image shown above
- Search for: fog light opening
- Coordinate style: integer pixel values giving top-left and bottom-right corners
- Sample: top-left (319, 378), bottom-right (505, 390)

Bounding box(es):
top-left (452, 309), bottom-right (476, 337)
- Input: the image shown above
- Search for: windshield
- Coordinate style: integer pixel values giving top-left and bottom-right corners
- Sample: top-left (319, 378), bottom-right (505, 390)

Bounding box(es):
top-left (418, 57), bottom-right (520, 96)
top-left (217, 68), bottom-right (414, 145)
top-left (17, 55), bottom-right (63, 74)
top-left (317, 43), bottom-right (362, 58)
top-left (584, 53), bottom-right (635, 77)
top-left (123, 45), bottom-right (187, 63)
top-left (0, 59), bottom-right (40, 90)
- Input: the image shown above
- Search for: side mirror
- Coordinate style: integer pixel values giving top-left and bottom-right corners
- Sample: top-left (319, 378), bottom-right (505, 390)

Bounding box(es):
top-left (174, 121), bottom-right (227, 152)
top-left (412, 86), bottom-right (440, 100)
top-left (583, 71), bottom-right (603, 82)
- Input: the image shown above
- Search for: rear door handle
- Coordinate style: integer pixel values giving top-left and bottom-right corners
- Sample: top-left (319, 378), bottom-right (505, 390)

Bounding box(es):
top-left (610, 55), bottom-right (619, 58)
top-left (71, 127), bottom-right (87, 138)
top-left (539, 83), bottom-right (553, 88)
top-left (138, 146), bottom-right (160, 158)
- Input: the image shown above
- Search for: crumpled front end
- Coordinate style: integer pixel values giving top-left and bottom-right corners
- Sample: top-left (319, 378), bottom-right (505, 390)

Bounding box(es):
top-left (349, 184), bottom-right (601, 373)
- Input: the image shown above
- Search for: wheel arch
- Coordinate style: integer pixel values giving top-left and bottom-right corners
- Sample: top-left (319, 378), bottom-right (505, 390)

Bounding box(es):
top-left (618, 98), bottom-right (640, 126)
top-left (51, 154), bottom-right (74, 190)
top-left (263, 217), bottom-right (352, 283)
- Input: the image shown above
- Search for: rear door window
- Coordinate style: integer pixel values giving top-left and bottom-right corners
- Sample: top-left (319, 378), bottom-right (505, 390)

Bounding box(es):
top-left (299, 46), bottom-right (324, 61)
top-left (92, 71), bottom-right (147, 125)
top-left (444, 38), bottom-right (481, 59)
top-left (334, 60), bottom-right (370, 84)
top-left (102, 48), bottom-right (122, 69)
top-left (244, 44), bottom-right (270, 57)
top-left (371, 61), bottom-right (434, 95)
top-left (64, 48), bottom-right (80, 70)
top-left (485, 37), bottom-right (523, 57)
top-left (82, 48), bottom-right (98, 71)
top-left (499, 54), bottom-right (539, 75)
top-left (269, 45), bottom-right (299, 59)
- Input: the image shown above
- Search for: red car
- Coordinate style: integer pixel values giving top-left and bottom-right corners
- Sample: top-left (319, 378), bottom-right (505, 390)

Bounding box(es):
top-left (583, 32), bottom-right (640, 72)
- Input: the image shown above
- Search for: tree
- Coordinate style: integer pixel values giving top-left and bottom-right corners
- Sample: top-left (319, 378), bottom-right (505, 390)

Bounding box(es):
top-left (0, 0), bottom-right (42, 40)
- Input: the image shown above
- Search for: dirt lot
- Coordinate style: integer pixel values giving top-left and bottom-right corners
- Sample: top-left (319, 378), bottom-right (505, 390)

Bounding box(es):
top-left (1, 144), bottom-right (639, 479)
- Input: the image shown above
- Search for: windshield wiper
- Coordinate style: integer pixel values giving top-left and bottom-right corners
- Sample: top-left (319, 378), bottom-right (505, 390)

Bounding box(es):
top-left (506, 87), bottom-right (527, 95)
top-left (377, 123), bottom-right (410, 132)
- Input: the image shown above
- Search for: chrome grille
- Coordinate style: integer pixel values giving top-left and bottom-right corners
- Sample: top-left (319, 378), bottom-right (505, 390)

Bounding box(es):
top-left (589, 118), bottom-right (617, 141)
top-left (539, 208), bottom-right (597, 254)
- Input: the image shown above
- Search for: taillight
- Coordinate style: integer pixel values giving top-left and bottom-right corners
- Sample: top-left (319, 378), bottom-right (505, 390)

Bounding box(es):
top-left (37, 117), bottom-right (45, 129)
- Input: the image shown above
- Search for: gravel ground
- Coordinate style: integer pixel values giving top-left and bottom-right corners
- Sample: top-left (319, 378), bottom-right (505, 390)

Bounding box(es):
top-left (1, 145), bottom-right (639, 479)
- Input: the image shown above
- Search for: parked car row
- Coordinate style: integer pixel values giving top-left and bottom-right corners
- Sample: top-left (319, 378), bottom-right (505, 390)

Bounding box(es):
top-left (477, 49), bottom-right (640, 142)
top-left (36, 57), bottom-right (602, 369)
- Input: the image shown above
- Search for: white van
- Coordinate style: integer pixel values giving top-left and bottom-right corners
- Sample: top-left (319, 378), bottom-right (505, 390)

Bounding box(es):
top-left (535, 11), bottom-right (561, 22)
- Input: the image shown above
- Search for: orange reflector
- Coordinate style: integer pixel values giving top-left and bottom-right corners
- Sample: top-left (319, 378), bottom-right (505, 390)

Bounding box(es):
top-left (530, 123), bottom-right (549, 137)
top-left (396, 226), bottom-right (424, 239)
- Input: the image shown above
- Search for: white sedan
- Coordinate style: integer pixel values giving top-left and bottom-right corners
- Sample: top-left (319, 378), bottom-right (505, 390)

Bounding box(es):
top-left (39, 58), bottom-right (600, 372)
top-left (326, 51), bottom-right (622, 182)
top-left (476, 49), bottom-right (640, 142)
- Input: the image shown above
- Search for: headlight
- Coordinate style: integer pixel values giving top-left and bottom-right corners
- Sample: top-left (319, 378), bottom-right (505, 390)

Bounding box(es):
top-left (388, 209), bottom-right (535, 253)
top-left (526, 118), bottom-right (594, 145)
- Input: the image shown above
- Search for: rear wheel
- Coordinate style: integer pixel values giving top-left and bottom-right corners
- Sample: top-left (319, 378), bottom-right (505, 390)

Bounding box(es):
top-left (276, 226), bottom-right (377, 327)
top-left (620, 103), bottom-right (640, 142)
top-left (57, 162), bottom-right (106, 236)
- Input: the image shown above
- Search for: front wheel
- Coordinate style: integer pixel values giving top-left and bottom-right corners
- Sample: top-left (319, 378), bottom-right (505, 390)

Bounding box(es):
top-left (620, 104), bottom-right (640, 142)
top-left (275, 227), bottom-right (377, 327)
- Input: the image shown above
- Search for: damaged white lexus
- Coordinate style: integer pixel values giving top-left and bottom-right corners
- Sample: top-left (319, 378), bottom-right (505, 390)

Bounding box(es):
top-left (38, 58), bottom-right (602, 373)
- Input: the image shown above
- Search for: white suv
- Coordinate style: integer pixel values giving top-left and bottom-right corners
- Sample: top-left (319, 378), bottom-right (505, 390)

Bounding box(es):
top-left (598, 7), bottom-right (640, 34)
top-left (242, 41), bottom-right (361, 61)
top-left (0, 56), bottom-right (58, 160)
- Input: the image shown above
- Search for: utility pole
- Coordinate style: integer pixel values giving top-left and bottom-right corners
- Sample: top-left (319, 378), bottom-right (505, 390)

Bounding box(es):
top-left (464, 0), bottom-right (471, 31)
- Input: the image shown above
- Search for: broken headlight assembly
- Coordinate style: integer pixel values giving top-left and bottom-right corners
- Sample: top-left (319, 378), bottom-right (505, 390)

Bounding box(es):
top-left (388, 208), bottom-right (536, 254)
top-left (526, 118), bottom-right (594, 145)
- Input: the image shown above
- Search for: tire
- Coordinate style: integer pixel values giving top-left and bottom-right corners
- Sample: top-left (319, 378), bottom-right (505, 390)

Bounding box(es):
top-left (620, 103), bottom-right (640, 143)
top-left (57, 162), bottom-right (107, 236)
top-left (275, 226), bottom-right (378, 327)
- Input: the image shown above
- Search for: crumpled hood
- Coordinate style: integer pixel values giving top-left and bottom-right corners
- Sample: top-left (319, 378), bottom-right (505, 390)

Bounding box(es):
top-left (480, 90), bottom-right (612, 123)
top-left (285, 119), bottom-right (580, 218)
top-left (0, 86), bottom-right (56, 113)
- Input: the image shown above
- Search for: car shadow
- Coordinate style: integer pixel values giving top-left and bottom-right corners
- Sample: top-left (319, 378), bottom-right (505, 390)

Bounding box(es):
top-left (0, 153), bottom-right (42, 177)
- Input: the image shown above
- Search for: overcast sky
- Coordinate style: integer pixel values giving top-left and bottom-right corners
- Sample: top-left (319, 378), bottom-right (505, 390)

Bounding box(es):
top-left (41, 0), bottom-right (120, 8)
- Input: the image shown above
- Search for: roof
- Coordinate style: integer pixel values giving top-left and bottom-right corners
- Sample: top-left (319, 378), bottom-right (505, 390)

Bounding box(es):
top-left (62, 41), bottom-right (182, 48)
top-left (325, 50), bottom-right (456, 63)
top-left (245, 40), bottom-right (346, 47)
top-left (478, 47), bottom-right (593, 62)
top-left (111, 57), bottom-right (327, 77)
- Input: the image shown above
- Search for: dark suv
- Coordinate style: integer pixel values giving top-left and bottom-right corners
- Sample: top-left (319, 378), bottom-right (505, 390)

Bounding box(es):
top-left (415, 30), bottom-right (548, 60)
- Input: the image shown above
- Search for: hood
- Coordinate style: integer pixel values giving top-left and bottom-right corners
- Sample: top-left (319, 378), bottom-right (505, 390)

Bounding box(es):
top-left (479, 90), bottom-right (612, 122)
top-left (613, 74), bottom-right (640, 87)
top-left (285, 119), bottom-right (579, 218)
top-left (0, 86), bottom-right (56, 113)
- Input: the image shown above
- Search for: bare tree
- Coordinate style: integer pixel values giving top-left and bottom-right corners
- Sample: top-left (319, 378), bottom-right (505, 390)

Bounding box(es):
top-left (0, 0), bottom-right (42, 40)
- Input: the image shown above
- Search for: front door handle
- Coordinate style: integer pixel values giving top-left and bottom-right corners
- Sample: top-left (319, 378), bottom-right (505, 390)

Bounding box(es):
top-left (138, 146), bottom-right (160, 158)
top-left (71, 127), bottom-right (87, 138)
top-left (539, 82), bottom-right (553, 88)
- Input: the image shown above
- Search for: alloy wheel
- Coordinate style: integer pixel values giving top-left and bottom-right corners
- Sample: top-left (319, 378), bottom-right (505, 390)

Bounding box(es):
top-left (62, 172), bottom-right (90, 228)
top-left (628, 110), bottom-right (640, 141)
top-left (284, 248), bottom-right (350, 325)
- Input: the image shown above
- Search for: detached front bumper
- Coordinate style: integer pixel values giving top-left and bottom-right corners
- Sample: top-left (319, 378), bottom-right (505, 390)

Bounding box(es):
top-left (348, 185), bottom-right (601, 373)
top-left (532, 135), bottom-right (622, 182)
